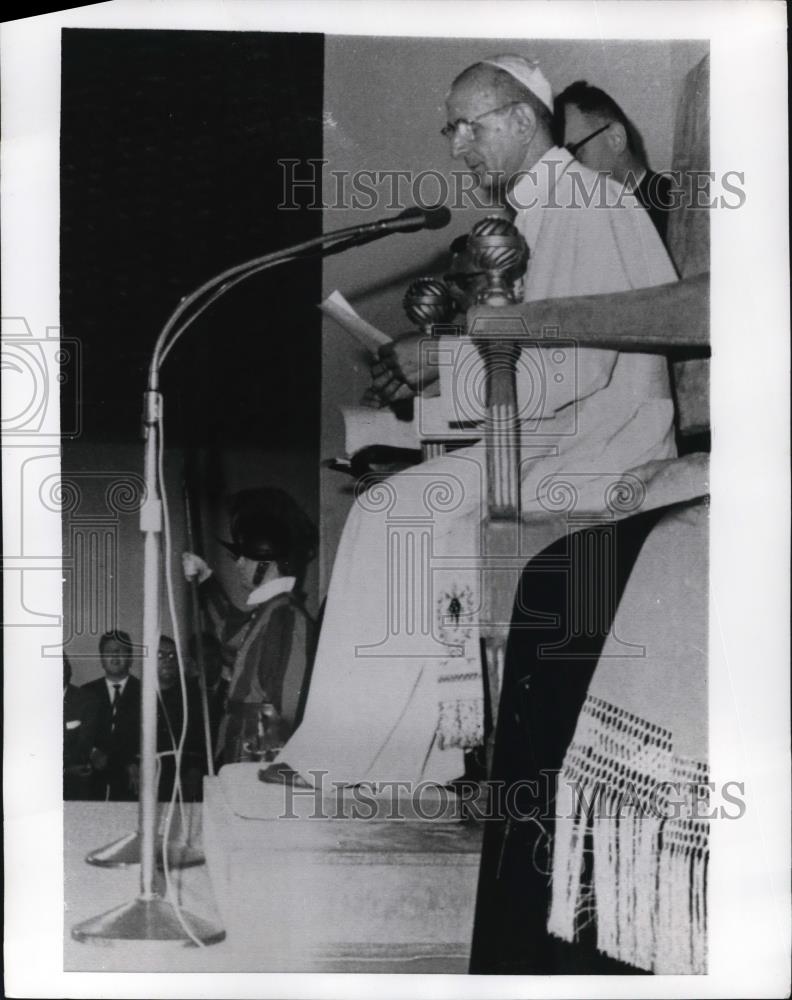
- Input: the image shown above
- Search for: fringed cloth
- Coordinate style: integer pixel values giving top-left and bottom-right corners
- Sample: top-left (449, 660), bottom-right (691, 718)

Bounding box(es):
top-left (547, 501), bottom-right (708, 974)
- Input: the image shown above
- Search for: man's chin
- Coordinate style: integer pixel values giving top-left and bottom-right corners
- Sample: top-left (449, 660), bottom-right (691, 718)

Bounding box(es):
top-left (470, 169), bottom-right (508, 200)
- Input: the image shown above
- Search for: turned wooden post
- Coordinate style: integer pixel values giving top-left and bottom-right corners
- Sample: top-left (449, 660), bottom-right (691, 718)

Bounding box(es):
top-left (467, 218), bottom-right (528, 771)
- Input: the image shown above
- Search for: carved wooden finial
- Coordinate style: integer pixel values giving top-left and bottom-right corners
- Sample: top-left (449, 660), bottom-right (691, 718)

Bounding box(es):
top-left (403, 277), bottom-right (455, 335)
top-left (467, 217), bottom-right (528, 306)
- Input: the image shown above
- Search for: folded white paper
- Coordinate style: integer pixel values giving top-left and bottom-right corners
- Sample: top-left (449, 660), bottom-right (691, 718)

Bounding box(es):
top-left (319, 290), bottom-right (392, 353)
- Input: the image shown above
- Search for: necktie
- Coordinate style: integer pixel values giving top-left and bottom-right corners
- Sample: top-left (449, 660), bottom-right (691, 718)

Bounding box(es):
top-left (111, 683), bottom-right (122, 731)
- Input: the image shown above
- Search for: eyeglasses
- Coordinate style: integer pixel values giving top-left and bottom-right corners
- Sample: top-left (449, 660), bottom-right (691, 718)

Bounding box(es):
top-left (440, 101), bottom-right (524, 141)
top-left (565, 122), bottom-right (611, 156)
top-left (158, 650), bottom-right (177, 661)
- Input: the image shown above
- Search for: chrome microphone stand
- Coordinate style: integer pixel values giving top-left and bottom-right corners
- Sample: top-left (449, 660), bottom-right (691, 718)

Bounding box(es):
top-left (71, 207), bottom-right (450, 946)
top-left (72, 385), bottom-right (223, 944)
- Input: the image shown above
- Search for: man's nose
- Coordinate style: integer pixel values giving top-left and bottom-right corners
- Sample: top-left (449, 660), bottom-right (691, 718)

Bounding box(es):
top-left (450, 130), bottom-right (470, 158)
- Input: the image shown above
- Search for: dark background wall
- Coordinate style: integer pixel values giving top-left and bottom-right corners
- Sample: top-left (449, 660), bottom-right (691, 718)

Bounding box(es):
top-left (60, 30), bottom-right (324, 681)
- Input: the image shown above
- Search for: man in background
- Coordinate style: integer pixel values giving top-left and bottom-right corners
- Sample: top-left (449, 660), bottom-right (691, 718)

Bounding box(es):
top-left (182, 488), bottom-right (317, 767)
top-left (82, 630), bottom-right (141, 800)
top-left (155, 635), bottom-right (206, 801)
top-left (63, 655), bottom-right (97, 800)
top-left (555, 80), bottom-right (673, 244)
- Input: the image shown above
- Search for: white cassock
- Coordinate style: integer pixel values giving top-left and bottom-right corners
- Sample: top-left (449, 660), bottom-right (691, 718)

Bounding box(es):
top-left (276, 147), bottom-right (702, 788)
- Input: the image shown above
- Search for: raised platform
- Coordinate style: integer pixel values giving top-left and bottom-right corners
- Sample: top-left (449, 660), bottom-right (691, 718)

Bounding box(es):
top-left (202, 765), bottom-right (484, 972)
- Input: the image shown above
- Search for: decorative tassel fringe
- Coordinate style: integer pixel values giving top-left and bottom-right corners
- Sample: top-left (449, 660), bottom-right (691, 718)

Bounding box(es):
top-left (655, 820), bottom-right (708, 973)
top-left (548, 779), bottom-right (667, 971)
top-left (546, 698), bottom-right (708, 974)
top-left (436, 696), bottom-right (484, 749)
top-left (592, 810), bottom-right (663, 970)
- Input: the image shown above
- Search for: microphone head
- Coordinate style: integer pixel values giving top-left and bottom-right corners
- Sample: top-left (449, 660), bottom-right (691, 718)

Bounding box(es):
top-left (421, 204), bottom-right (452, 230)
top-left (392, 204), bottom-right (452, 233)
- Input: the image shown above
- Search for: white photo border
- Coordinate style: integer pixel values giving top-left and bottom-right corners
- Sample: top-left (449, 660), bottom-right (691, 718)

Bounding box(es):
top-left (2, 2), bottom-right (789, 997)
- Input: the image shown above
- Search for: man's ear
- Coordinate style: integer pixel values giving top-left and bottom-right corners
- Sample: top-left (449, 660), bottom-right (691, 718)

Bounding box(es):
top-left (607, 121), bottom-right (627, 154)
top-left (512, 102), bottom-right (537, 139)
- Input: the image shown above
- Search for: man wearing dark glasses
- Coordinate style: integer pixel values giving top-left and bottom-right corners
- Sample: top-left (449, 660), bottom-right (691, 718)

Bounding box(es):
top-left (555, 80), bottom-right (674, 244)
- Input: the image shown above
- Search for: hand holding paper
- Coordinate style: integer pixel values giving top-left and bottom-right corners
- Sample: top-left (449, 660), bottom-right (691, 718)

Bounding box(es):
top-left (319, 290), bottom-right (392, 354)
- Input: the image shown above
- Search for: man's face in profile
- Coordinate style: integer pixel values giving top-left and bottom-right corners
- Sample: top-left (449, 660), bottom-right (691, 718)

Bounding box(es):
top-left (563, 104), bottom-right (615, 174)
top-left (235, 554), bottom-right (267, 593)
top-left (445, 78), bottom-right (526, 194)
top-left (100, 638), bottom-right (131, 680)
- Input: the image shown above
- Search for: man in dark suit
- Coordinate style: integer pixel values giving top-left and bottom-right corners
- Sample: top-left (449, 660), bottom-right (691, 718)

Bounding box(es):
top-left (555, 80), bottom-right (673, 245)
top-left (82, 630), bottom-right (141, 801)
top-left (63, 655), bottom-right (98, 800)
top-left (155, 635), bottom-right (207, 801)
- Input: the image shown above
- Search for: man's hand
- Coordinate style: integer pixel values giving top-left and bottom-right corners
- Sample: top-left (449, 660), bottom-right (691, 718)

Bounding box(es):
top-left (369, 333), bottom-right (439, 406)
top-left (89, 747), bottom-right (108, 772)
top-left (182, 552), bottom-right (211, 583)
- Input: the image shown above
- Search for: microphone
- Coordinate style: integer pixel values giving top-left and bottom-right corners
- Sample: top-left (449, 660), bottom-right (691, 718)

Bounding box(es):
top-left (379, 204), bottom-right (452, 234)
top-left (153, 205), bottom-right (451, 369)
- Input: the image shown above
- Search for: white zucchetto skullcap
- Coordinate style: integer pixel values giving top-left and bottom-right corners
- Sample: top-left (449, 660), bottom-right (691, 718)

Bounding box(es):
top-left (480, 55), bottom-right (553, 112)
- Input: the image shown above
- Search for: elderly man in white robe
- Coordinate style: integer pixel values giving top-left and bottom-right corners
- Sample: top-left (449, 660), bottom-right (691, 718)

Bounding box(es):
top-left (264, 55), bottom-right (700, 791)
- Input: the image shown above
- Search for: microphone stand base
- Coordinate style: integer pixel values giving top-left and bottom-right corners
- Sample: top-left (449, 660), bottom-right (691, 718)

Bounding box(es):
top-left (71, 894), bottom-right (225, 945)
top-left (85, 830), bottom-right (205, 870)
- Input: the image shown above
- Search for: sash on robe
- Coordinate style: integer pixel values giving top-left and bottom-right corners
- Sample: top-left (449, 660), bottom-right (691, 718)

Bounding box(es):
top-left (470, 495), bottom-right (708, 975)
top-left (547, 501), bottom-right (708, 974)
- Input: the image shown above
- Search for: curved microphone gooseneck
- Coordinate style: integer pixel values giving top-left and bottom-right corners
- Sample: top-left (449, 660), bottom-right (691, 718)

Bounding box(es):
top-left (72, 203), bottom-right (452, 948)
top-left (152, 204), bottom-right (452, 375)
